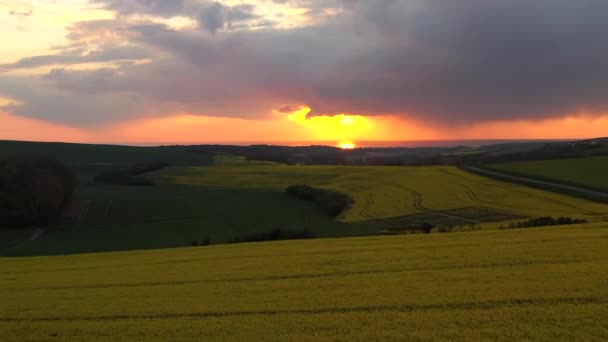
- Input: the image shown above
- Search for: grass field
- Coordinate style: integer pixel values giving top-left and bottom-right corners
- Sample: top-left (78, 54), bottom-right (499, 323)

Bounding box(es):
top-left (492, 156), bottom-right (608, 192)
top-left (167, 163), bottom-right (608, 224)
top-left (1, 224), bottom-right (607, 340)
top-left (1, 184), bottom-right (366, 256)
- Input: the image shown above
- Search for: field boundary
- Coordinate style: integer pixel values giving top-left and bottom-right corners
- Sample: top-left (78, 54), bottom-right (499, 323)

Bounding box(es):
top-left (487, 159), bottom-right (608, 193)
top-left (462, 166), bottom-right (608, 204)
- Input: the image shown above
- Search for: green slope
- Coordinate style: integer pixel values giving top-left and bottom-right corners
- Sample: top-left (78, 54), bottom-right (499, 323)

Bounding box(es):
top-left (492, 156), bottom-right (608, 192)
top-left (1, 225), bottom-right (607, 340)
top-left (1, 184), bottom-right (364, 256)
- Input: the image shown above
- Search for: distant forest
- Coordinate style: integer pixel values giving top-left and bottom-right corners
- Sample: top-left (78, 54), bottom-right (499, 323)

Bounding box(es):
top-left (167, 138), bottom-right (608, 166)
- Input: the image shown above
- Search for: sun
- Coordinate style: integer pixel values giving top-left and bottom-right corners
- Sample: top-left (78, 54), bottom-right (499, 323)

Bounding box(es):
top-left (338, 141), bottom-right (356, 149)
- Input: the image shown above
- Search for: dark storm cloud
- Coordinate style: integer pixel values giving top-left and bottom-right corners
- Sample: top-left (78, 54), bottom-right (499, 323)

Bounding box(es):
top-left (3, 0), bottom-right (608, 126)
top-left (324, 0), bottom-right (608, 122)
top-left (198, 2), bottom-right (260, 33)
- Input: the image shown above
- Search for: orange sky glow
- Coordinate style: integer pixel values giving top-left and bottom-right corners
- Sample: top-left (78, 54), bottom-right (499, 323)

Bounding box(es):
top-left (3, 108), bottom-right (608, 147)
top-left (2, 1), bottom-right (608, 146)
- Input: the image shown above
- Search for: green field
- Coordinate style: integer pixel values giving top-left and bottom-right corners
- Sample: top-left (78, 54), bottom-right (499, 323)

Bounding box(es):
top-left (1, 224), bottom-right (607, 340)
top-left (1, 184), bottom-right (366, 256)
top-left (492, 156), bottom-right (608, 192)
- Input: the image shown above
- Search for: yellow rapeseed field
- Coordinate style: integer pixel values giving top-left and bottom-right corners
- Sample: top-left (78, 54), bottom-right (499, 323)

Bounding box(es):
top-left (1, 224), bottom-right (607, 340)
top-left (169, 164), bottom-right (608, 223)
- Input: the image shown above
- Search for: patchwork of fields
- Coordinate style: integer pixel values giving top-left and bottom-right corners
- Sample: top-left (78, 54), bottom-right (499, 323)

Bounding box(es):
top-left (2, 143), bottom-right (608, 339)
top-left (492, 156), bottom-right (608, 192)
top-left (1, 224), bottom-right (607, 340)
top-left (168, 163), bottom-right (608, 224)
top-left (3, 154), bottom-right (608, 256)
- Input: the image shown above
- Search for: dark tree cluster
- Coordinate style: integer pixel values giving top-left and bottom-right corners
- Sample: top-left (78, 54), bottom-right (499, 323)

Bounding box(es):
top-left (0, 158), bottom-right (77, 228)
top-left (127, 162), bottom-right (170, 176)
top-left (232, 228), bottom-right (316, 243)
top-left (93, 162), bottom-right (169, 186)
top-left (93, 172), bottom-right (154, 186)
top-left (286, 184), bottom-right (354, 217)
top-left (500, 216), bottom-right (587, 229)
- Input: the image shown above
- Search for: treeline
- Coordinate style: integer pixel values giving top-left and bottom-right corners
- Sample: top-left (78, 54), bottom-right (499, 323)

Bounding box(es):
top-left (93, 162), bottom-right (169, 186)
top-left (0, 158), bottom-right (76, 228)
top-left (452, 139), bottom-right (608, 166)
top-left (500, 216), bottom-right (587, 229)
top-left (168, 144), bottom-right (470, 166)
top-left (286, 184), bottom-right (354, 217)
top-left (232, 228), bottom-right (316, 243)
top-left (170, 144), bottom-right (353, 165)
top-left (166, 138), bottom-right (608, 167)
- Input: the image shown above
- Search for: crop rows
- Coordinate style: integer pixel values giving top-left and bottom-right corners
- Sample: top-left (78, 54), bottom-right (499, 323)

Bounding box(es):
top-left (2, 225), bottom-right (608, 340)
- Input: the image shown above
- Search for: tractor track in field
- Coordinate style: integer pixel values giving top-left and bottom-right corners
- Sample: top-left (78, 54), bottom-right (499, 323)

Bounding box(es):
top-left (8, 257), bottom-right (603, 292)
top-left (392, 183), bottom-right (482, 225)
top-left (3, 234), bottom-right (606, 276)
top-left (358, 195), bottom-right (390, 229)
top-left (463, 185), bottom-right (479, 201)
top-left (410, 190), bottom-right (425, 211)
top-left (2, 296), bottom-right (605, 322)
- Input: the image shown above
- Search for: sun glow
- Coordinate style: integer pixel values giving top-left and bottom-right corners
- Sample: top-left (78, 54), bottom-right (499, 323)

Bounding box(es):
top-left (281, 106), bottom-right (373, 146)
top-left (338, 141), bottom-right (356, 149)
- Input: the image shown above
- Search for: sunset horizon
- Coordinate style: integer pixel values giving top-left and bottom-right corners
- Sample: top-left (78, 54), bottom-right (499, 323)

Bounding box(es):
top-left (2, 2), bottom-right (608, 340)
top-left (2, 1), bottom-right (608, 145)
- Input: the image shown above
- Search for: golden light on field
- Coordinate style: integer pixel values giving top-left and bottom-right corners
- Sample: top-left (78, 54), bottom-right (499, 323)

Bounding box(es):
top-left (338, 141), bottom-right (356, 149)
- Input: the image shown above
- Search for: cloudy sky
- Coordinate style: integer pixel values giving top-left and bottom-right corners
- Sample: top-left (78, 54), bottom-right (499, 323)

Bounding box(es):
top-left (1, 0), bottom-right (608, 145)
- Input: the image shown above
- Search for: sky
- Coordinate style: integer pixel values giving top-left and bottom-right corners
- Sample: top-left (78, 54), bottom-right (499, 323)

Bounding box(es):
top-left (1, 0), bottom-right (608, 147)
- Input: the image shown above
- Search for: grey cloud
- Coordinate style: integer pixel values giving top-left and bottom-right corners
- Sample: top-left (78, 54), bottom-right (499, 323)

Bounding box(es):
top-left (3, 0), bottom-right (608, 126)
top-left (0, 75), bottom-right (143, 124)
top-left (199, 2), bottom-right (224, 33)
top-left (0, 45), bottom-right (152, 70)
top-left (96, 0), bottom-right (189, 17)
top-left (198, 2), bottom-right (259, 33)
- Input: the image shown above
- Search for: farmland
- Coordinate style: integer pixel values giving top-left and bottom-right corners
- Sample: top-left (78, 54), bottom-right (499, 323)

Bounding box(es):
top-left (1, 184), bottom-right (364, 256)
top-left (168, 162), bottom-right (608, 224)
top-left (3, 151), bottom-right (608, 256)
top-left (1, 224), bottom-right (607, 340)
top-left (1, 141), bottom-right (608, 339)
top-left (492, 156), bottom-right (608, 192)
